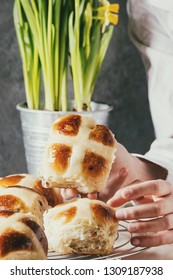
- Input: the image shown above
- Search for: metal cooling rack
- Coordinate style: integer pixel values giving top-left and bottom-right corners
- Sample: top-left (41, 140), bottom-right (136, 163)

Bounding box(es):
top-left (48, 221), bottom-right (149, 260)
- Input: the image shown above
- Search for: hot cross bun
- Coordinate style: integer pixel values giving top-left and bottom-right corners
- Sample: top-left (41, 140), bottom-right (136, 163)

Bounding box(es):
top-left (40, 114), bottom-right (117, 193)
top-left (44, 198), bottom-right (118, 255)
top-left (0, 185), bottom-right (48, 226)
top-left (0, 173), bottom-right (63, 207)
top-left (0, 211), bottom-right (48, 259)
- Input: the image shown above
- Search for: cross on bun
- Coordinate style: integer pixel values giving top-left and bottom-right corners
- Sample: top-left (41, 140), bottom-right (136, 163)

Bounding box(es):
top-left (0, 186), bottom-right (48, 226)
top-left (0, 174), bottom-right (63, 207)
top-left (0, 210), bottom-right (48, 259)
top-left (40, 114), bottom-right (117, 193)
top-left (44, 198), bottom-right (118, 255)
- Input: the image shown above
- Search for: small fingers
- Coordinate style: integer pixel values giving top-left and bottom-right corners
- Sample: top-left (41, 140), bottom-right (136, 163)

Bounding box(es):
top-left (115, 195), bottom-right (173, 220)
top-left (80, 192), bottom-right (97, 199)
top-left (108, 180), bottom-right (172, 207)
top-left (88, 192), bottom-right (98, 200)
top-left (133, 195), bottom-right (154, 205)
top-left (61, 188), bottom-right (97, 201)
top-left (128, 213), bottom-right (173, 233)
top-left (61, 188), bottom-right (78, 200)
top-left (131, 230), bottom-right (173, 247)
top-left (99, 167), bottom-right (128, 202)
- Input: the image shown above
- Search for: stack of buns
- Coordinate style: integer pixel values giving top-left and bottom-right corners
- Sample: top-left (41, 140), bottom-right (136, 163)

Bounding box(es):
top-left (41, 114), bottom-right (118, 255)
top-left (0, 114), bottom-right (118, 258)
top-left (0, 211), bottom-right (48, 260)
top-left (0, 174), bottom-right (50, 259)
top-left (0, 173), bottom-right (63, 207)
top-left (0, 185), bottom-right (48, 226)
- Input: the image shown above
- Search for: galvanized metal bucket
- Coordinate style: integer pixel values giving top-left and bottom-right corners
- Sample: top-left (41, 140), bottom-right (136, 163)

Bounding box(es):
top-left (17, 101), bottom-right (113, 176)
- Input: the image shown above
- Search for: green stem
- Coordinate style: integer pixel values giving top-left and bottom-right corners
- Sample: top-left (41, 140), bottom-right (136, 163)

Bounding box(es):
top-left (58, 1), bottom-right (69, 111)
top-left (54, 0), bottom-right (61, 110)
top-left (14, 0), bottom-right (40, 109)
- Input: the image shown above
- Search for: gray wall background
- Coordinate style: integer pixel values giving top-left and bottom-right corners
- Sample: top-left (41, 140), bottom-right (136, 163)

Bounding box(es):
top-left (0, 0), bottom-right (155, 176)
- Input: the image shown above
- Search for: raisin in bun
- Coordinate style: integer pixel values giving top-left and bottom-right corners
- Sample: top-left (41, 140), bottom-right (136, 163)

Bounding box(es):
top-left (0, 210), bottom-right (48, 260)
top-left (0, 186), bottom-right (48, 226)
top-left (40, 114), bottom-right (117, 193)
top-left (0, 174), bottom-right (63, 207)
top-left (44, 198), bottom-right (118, 255)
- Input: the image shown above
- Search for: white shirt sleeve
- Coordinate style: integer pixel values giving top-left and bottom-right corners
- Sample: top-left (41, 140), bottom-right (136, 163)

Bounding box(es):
top-left (128, 0), bottom-right (173, 184)
top-left (133, 139), bottom-right (173, 184)
top-left (144, 0), bottom-right (173, 11)
top-left (127, 0), bottom-right (173, 138)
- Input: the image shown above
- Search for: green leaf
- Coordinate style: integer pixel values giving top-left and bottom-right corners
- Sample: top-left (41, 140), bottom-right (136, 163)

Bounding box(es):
top-left (20, 0), bottom-right (38, 41)
top-left (83, 2), bottom-right (92, 59)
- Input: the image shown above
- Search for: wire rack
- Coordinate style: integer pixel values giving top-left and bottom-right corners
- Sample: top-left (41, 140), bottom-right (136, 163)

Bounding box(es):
top-left (48, 221), bottom-right (149, 260)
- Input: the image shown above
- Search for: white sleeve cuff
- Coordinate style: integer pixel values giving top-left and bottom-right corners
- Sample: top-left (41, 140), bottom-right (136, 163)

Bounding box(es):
top-left (132, 138), bottom-right (173, 184)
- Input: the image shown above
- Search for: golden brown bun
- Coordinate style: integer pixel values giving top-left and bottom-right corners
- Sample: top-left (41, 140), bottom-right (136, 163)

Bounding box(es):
top-left (0, 173), bottom-right (63, 207)
top-left (0, 211), bottom-right (48, 260)
top-left (44, 198), bottom-right (118, 255)
top-left (0, 185), bottom-right (48, 226)
top-left (40, 114), bottom-right (117, 193)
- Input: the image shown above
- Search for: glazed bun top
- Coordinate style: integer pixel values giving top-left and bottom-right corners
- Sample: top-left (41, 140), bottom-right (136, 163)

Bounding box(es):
top-left (44, 198), bottom-right (118, 255)
top-left (0, 173), bottom-right (63, 207)
top-left (0, 210), bottom-right (48, 260)
top-left (0, 185), bottom-right (48, 226)
top-left (40, 114), bottom-right (117, 193)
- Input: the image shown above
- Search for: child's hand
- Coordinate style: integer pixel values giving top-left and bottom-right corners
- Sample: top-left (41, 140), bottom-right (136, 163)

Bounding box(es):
top-left (61, 188), bottom-right (97, 200)
top-left (108, 180), bottom-right (173, 247)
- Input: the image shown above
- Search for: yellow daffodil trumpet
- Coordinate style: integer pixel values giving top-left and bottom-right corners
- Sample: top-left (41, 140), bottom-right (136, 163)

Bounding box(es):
top-left (94, 0), bottom-right (119, 32)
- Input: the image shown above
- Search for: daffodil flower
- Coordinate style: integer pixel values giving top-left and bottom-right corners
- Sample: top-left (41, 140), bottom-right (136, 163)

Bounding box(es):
top-left (94, 0), bottom-right (119, 32)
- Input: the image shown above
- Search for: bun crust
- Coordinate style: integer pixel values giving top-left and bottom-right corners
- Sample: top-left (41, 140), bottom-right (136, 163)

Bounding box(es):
top-left (0, 186), bottom-right (48, 226)
top-left (44, 198), bottom-right (118, 255)
top-left (0, 174), bottom-right (63, 207)
top-left (0, 211), bottom-right (48, 260)
top-left (40, 114), bottom-right (117, 193)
